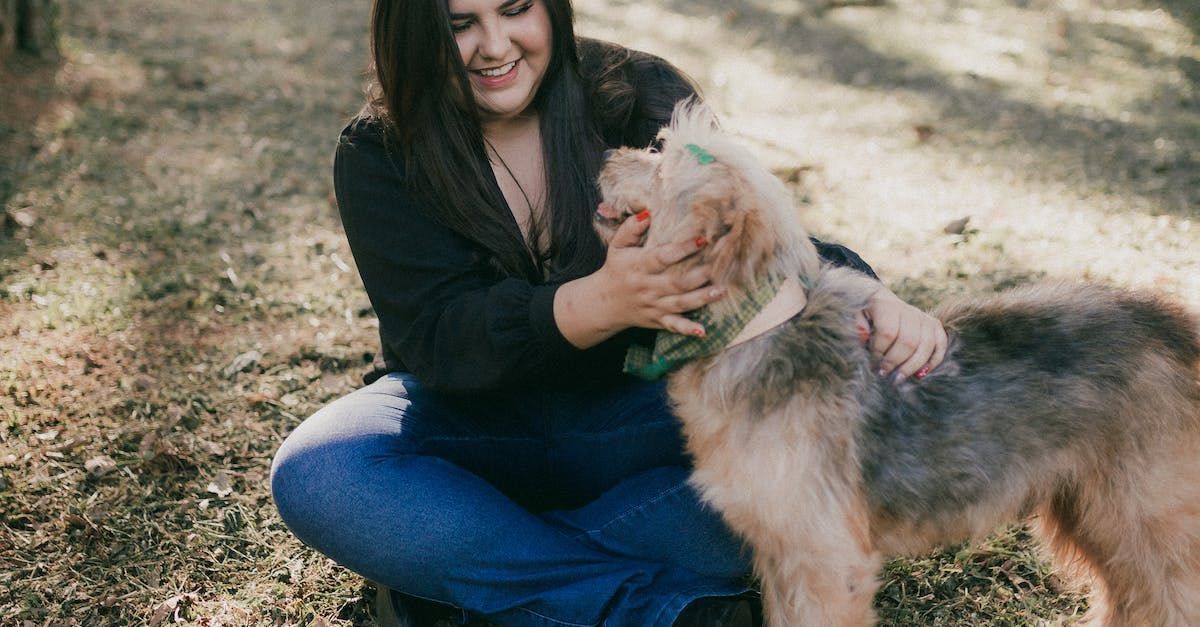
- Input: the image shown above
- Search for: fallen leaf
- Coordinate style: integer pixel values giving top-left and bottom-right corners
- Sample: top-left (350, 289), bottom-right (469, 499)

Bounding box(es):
top-left (64, 513), bottom-right (91, 529)
top-left (10, 209), bottom-right (37, 228)
top-left (243, 390), bottom-right (278, 405)
top-left (85, 455), bottom-right (117, 478)
top-left (138, 430), bottom-right (160, 460)
top-left (223, 350), bottom-right (262, 378)
top-left (196, 438), bottom-right (226, 457)
top-left (206, 471), bottom-right (234, 497)
top-left (149, 593), bottom-right (197, 626)
top-left (943, 216), bottom-right (971, 235)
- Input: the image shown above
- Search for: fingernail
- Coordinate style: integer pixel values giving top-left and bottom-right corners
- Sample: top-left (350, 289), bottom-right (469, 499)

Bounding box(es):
top-left (915, 366), bottom-right (930, 380)
top-left (694, 236), bottom-right (708, 248)
top-left (692, 328), bottom-right (706, 337)
top-left (892, 373), bottom-right (906, 385)
top-left (856, 325), bottom-right (870, 343)
top-left (709, 287), bottom-right (724, 298)
top-left (636, 210), bottom-right (651, 222)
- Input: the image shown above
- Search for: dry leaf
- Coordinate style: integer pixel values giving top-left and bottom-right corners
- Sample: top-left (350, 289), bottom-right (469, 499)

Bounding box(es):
top-left (85, 455), bottom-right (117, 478)
top-left (149, 593), bottom-right (197, 626)
top-left (64, 513), bottom-right (92, 529)
top-left (943, 216), bottom-right (971, 235)
top-left (10, 209), bottom-right (37, 228)
top-left (206, 471), bottom-right (234, 497)
top-left (223, 350), bottom-right (262, 378)
top-left (138, 430), bottom-right (160, 460)
top-left (196, 438), bottom-right (226, 457)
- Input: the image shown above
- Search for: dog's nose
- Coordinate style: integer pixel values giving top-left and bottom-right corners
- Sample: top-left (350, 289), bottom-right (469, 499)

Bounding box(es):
top-left (595, 202), bottom-right (621, 220)
top-left (602, 149), bottom-right (616, 162)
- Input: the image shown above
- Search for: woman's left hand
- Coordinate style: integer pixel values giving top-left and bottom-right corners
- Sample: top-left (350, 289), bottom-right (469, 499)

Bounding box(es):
top-left (855, 288), bottom-right (948, 381)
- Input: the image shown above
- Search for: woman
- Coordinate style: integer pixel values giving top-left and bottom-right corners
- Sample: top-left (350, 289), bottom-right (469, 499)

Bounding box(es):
top-left (269, 0), bottom-right (947, 625)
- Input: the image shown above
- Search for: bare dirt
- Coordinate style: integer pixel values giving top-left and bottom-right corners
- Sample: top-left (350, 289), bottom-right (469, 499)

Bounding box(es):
top-left (1, 0), bottom-right (1196, 624)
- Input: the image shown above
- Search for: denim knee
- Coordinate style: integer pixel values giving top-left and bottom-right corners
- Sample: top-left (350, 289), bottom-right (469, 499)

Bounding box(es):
top-left (269, 382), bottom-right (418, 551)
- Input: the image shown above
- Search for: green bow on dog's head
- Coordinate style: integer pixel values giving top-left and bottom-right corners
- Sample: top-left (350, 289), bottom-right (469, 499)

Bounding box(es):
top-left (685, 143), bottom-right (715, 165)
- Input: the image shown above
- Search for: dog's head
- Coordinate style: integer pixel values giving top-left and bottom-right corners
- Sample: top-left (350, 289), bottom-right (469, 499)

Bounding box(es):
top-left (595, 102), bottom-right (820, 294)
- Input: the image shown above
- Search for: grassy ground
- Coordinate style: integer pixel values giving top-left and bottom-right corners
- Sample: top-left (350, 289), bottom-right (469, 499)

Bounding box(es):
top-left (1, 0), bottom-right (1195, 624)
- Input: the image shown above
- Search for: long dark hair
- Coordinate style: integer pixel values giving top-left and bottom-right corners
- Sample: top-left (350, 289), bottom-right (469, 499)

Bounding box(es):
top-left (367, 0), bottom-right (611, 282)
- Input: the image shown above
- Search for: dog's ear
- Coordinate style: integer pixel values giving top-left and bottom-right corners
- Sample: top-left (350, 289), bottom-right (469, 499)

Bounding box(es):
top-left (698, 178), bottom-right (777, 289)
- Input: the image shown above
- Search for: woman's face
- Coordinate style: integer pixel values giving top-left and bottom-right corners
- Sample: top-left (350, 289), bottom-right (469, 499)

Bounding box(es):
top-left (447, 0), bottom-right (553, 124)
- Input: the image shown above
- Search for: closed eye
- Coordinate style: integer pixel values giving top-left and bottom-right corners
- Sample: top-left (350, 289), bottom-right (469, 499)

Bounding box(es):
top-left (503, 1), bottom-right (534, 17)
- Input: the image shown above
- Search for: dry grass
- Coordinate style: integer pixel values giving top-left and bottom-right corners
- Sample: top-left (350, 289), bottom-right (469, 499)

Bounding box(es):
top-left (1, 0), bottom-right (1196, 624)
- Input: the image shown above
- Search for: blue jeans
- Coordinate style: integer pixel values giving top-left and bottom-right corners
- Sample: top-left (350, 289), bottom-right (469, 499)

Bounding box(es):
top-left (269, 373), bottom-right (753, 626)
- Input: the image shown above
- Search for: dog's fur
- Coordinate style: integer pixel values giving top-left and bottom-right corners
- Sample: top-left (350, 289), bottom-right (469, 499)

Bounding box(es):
top-left (595, 105), bottom-right (1200, 626)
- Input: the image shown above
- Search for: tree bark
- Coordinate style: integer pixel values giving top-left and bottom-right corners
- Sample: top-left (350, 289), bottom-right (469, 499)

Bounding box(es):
top-left (0, 0), bottom-right (58, 62)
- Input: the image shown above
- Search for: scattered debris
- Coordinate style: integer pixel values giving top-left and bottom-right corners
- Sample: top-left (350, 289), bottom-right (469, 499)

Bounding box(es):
top-left (914, 124), bottom-right (936, 143)
top-left (943, 216), bottom-right (971, 235)
top-left (206, 470), bottom-right (234, 497)
top-left (222, 350), bottom-right (262, 378)
top-left (84, 455), bottom-right (118, 478)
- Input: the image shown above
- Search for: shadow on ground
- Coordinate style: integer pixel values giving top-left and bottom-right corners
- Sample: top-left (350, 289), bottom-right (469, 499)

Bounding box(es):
top-left (636, 0), bottom-right (1200, 217)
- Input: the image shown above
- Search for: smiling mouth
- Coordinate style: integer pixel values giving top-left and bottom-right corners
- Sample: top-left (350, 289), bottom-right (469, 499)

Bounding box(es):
top-left (473, 60), bottom-right (518, 77)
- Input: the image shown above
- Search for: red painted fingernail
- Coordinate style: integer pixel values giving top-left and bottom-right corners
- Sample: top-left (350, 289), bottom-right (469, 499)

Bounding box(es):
top-left (693, 328), bottom-right (706, 337)
top-left (694, 236), bottom-right (708, 248)
top-left (856, 325), bottom-right (870, 343)
top-left (636, 210), bottom-right (651, 222)
top-left (915, 366), bottom-right (931, 380)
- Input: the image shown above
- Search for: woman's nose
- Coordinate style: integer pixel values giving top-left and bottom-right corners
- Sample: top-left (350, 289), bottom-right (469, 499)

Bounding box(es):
top-left (478, 22), bottom-right (511, 60)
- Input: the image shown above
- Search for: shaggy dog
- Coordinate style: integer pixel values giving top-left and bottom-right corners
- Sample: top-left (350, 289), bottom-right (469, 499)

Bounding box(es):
top-left (594, 104), bottom-right (1200, 626)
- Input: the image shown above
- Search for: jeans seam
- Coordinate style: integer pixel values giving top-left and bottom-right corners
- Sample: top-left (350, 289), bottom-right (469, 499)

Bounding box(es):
top-left (516, 606), bottom-right (596, 627)
top-left (555, 417), bottom-right (679, 440)
top-left (587, 480), bottom-right (692, 539)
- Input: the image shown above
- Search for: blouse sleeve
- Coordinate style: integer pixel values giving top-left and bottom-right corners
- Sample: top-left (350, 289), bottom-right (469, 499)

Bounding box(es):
top-left (334, 121), bottom-right (627, 394)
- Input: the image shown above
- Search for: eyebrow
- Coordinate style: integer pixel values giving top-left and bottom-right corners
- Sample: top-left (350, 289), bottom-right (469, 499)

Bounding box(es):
top-left (449, 0), bottom-right (523, 19)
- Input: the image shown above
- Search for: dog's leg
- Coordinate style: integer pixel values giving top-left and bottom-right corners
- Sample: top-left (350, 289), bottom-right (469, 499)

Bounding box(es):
top-left (755, 538), bottom-right (880, 627)
top-left (1036, 444), bottom-right (1200, 627)
top-left (688, 427), bottom-right (882, 626)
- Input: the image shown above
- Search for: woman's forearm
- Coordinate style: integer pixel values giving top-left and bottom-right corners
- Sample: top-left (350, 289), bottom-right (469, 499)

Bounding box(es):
top-left (553, 271), bottom-right (627, 349)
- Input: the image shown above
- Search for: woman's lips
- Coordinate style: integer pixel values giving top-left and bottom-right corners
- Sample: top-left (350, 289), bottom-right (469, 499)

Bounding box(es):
top-left (471, 59), bottom-right (520, 89)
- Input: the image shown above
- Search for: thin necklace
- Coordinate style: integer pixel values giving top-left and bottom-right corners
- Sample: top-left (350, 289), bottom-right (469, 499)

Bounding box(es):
top-left (483, 136), bottom-right (547, 266)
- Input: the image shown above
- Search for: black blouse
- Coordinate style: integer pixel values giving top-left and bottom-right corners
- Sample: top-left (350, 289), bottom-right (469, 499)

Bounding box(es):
top-left (333, 43), bottom-right (876, 394)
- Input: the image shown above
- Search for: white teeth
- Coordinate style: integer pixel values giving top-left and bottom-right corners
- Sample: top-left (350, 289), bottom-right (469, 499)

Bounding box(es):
top-left (478, 61), bottom-right (516, 77)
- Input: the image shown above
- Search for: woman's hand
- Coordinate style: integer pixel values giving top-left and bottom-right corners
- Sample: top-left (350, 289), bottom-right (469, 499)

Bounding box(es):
top-left (856, 287), bottom-right (947, 381)
top-left (554, 210), bottom-right (723, 348)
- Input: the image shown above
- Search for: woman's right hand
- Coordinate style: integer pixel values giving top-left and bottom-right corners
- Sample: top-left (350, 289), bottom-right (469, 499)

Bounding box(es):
top-left (553, 210), bottom-right (725, 349)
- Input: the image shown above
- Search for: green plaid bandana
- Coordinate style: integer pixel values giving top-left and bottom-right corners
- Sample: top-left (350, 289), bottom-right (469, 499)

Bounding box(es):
top-left (623, 273), bottom-right (787, 380)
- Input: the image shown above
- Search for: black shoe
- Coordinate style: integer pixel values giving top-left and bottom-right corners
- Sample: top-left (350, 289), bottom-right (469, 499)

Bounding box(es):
top-left (673, 596), bottom-right (755, 627)
top-left (372, 582), bottom-right (462, 627)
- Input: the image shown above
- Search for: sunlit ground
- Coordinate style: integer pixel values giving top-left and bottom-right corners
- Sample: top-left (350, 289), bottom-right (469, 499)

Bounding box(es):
top-left (577, 0), bottom-right (1200, 308)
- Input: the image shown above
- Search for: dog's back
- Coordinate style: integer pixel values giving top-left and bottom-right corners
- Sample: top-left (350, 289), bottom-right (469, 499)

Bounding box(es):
top-left (854, 280), bottom-right (1200, 624)
top-left (862, 282), bottom-right (1200, 531)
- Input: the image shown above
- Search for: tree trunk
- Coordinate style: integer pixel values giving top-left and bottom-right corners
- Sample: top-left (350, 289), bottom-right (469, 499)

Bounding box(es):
top-left (0, 0), bottom-right (59, 62)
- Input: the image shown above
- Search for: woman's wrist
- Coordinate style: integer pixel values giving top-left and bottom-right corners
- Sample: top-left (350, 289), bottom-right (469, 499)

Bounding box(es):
top-left (553, 270), bottom-right (629, 349)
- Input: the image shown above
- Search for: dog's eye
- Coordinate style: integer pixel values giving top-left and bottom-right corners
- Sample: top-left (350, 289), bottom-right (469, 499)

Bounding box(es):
top-left (647, 146), bottom-right (659, 154)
